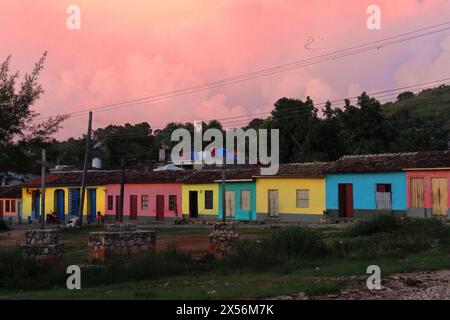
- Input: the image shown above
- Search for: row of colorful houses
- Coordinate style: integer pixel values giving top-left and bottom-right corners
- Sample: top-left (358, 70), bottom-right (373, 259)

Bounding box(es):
top-left (2, 151), bottom-right (449, 223)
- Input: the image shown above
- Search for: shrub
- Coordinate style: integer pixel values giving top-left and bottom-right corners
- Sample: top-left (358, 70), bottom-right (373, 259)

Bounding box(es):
top-left (263, 227), bottom-right (328, 258)
top-left (346, 215), bottom-right (401, 237)
top-left (0, 249), bottom-right (66, 290)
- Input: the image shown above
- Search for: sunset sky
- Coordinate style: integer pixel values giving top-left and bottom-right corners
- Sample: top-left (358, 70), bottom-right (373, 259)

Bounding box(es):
top-left (1, 0), bottom-right (450, 139)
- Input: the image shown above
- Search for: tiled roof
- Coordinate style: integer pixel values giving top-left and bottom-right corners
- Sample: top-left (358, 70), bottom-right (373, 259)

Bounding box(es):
top-left (409, 150), bottom-right (450, 169)
top-left (182, 168), bottom-right (259, 184)
top-left (0, 186), bottom-right (22, 199)
top-left (22, 170), bottom-right (192, 187)
top-left (253, 162), bottom-right (331, 178)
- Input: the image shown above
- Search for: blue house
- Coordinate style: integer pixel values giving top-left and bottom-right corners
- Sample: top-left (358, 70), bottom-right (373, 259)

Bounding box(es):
top-left (325, 153), bottom-right (415, 219)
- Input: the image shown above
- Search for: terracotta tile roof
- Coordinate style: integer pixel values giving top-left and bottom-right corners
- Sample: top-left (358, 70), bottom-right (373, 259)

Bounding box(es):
top-left (326, 151), bottom-right (450, 173)
top-left (182, 168), bottom-right (259, 184)
top-left (0, 186), bottom-right (22, 199)
top-left (22, 170), bottom-right (193, 187)
top-left (409, 150), bottom-right (450, 169)
top-left (326, 153), bottom-right (417, 173)
top-left (253, 162), bottom-right (331, 178)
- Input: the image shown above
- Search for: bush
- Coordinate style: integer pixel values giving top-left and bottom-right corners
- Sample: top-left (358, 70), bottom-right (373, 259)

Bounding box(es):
top-left (0, 249), bottom-right (66, 290)
top-left (221, 227), bottom-right (329, 271)
top-left (346, 215), bottom-right (401, 237)
top-left (263, 227), bottom-right (328, 258)
top-left (0, 220), bottom-right (10, 231)
top-left (83, 244), bottom-right (195, 286)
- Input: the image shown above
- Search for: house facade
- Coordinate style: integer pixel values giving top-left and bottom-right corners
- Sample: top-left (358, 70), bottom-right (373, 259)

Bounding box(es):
top-left (0, 186), bottom-right (22, 221)
top-left (325, 153), bottom-right (416, 219)
top-left (181, 168), bottom-right (258, 221)
top-left (255, 163), bottom-right (329, 221)
top-left (104, 171), bottom-right (185, 222)
top-left (404, 151), bottom-right (450, 219)
top-left (21, 172), bottom-right (109, 222)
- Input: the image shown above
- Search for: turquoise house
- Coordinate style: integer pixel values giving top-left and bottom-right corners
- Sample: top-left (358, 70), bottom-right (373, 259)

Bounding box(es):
top-left (218, 180), bottom-right (256, 221)
top-left (182, 167), bottom-right (258, 221)
top-left (325, 154), bottom-right (412, 219)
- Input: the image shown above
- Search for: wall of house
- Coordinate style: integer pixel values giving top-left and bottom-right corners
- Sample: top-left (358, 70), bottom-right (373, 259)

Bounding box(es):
top-left (406, 169), bottom-right (450, 217)
top-left (182, 183), bottom-right (219, 218)
top-left (256, 177), bottom-right (326, 220)
top-left (21, 186), bottom-right (106, 220)
top-left (326, 172), bottom-right (407, 212)
top-left (218, 181), bottom-right (256, 221)
top-left (0, 198), bottom-right (19, 218)
top-left (104, 183), bottom-right (182, 220)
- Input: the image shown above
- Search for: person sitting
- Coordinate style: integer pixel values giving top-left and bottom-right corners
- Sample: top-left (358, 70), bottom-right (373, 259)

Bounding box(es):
top-left (96, 211), bottom-right (104, 224)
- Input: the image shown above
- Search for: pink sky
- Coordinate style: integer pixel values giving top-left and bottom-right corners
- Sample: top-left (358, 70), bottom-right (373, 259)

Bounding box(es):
top-left (1, 0), bottom-right (450, 139)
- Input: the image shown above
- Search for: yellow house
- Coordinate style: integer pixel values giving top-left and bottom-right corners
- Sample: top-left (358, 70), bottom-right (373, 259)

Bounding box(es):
top-left (21, 172), bottom-right (109, 223)
top-left (181, 170), bottom-right (220, 220)
top-left (255, 163), bottom-right (330, 221)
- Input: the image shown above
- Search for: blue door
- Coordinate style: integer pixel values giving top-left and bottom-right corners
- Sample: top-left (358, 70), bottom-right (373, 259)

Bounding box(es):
top-left (69, 188), bottom-right (80, 216)
top-left (33, 191), bottom-right (40, 219)
top-left (88, 189), bottom-right (97, 222)
top-left (55, 190), bottom-right (65, 221)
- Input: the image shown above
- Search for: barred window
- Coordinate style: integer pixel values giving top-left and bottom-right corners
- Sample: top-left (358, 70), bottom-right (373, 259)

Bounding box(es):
top-left (107, 195), bottom-right (114, 210)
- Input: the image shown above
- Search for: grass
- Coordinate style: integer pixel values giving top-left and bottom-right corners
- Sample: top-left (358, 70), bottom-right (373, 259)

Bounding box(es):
top-left (1, 219), bottom-right (450, 299)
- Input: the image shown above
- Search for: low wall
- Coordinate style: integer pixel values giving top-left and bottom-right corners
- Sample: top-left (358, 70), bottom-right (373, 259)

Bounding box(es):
top-left (20, 229), bottom-right (64, 263)
top-left (88, 224), bottom-right (156, 262)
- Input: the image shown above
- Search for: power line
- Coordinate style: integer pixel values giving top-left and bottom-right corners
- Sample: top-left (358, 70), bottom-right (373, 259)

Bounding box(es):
top-left (45, 79), bottom-right (449, 144)
top-left (34, 21), bottom-right (450, 122)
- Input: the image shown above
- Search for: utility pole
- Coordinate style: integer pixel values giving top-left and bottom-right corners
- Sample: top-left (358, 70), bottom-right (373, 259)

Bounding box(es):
top-left (40, 149), bottom-right (46, 229)
top-left (79, 111), bottom-right (93, 226)
top-left (119, 156), bottom-right (126, 223)
top-left (221, 167), bottom-right (226, 222)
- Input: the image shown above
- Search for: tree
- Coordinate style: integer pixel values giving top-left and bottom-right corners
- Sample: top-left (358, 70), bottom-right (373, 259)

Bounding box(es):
top-left (336, 93), bottom-right (395, 154)
top-left (0, 53), bottom-right (68, 145)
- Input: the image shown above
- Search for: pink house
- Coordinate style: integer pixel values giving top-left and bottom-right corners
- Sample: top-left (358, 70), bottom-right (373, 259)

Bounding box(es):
top-left (405, 151), bottom-right (450, 219)
top-left (104, 171), bottom-right (188, 222)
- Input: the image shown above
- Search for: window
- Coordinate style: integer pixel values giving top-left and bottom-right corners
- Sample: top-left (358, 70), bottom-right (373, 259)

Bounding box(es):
top-left (410, 178), bottom-right (424, 208)
top-left (169, 195), bottom-right (177, 211)
top-left (296, 189), bottom-right (309, 208)
top-left (107, 195), bottom-right (114, 210)
top-left (240, 190), bottom-right (251, 210)
top-left (376, 184), bottom-right (392, 210)
top-left (205, 190), bottom-right (213, 209)
top-left (11, 200), bottom-right (15, 213)
top-left (5, 200), bottom-right (10, 212)
top-left (141, 195), bottom-right (149, 210)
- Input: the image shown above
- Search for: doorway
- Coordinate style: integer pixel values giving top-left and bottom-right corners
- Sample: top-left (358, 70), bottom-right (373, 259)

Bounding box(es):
top-left (54, 189), bottom-right (65, 221)
top-left (268, 190), bottom-right (279, 217)
top-left (32, 190), bottom-right (40, 219)
top-left (156, 195), bottom-right (165, 221)
top-left (338, 184), bottom-right (353, 218)
top-left (189, 191), bottom-right (198, 218)
top-left (88, 189), bottom-right (97, 222)
top-left (225, 191), bottom-right (235, 218)
top-left (129, 195), bottom-right (138, 220)
top-left (69, 188), bottom-right (80, 216)
top-left (431, 178), bottom-right (448, 216)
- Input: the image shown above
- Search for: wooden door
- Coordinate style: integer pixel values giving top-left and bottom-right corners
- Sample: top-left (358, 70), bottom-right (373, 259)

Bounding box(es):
top-left (88, 189), bottom-right (97, 222)
top-left (225, 191), bottom-right (235, 217)
top-left (156, 195), bottom-right (165, 221)
top-left (338, 184), bottom-right (353, 218)
top-left (115, 195), bottom-right (121, 220)
top-left (268, 190), bottom-right (279, 217)
top-left (432, 178), bottom-right (448, 216)
top-left (410, 178), bottom-right (424, 208)
top-left (130, 195), bottom-right (138, 220)
top-left (0, 200), bottom-right (3, 218)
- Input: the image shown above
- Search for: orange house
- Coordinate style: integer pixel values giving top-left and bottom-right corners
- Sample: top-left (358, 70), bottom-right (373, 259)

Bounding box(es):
top-left (0, 186), bottom-right (21, 220)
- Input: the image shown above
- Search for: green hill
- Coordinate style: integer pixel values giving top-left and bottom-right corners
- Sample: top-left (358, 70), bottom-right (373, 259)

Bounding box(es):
top-left (382, 84), bottom-right (450, 119)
